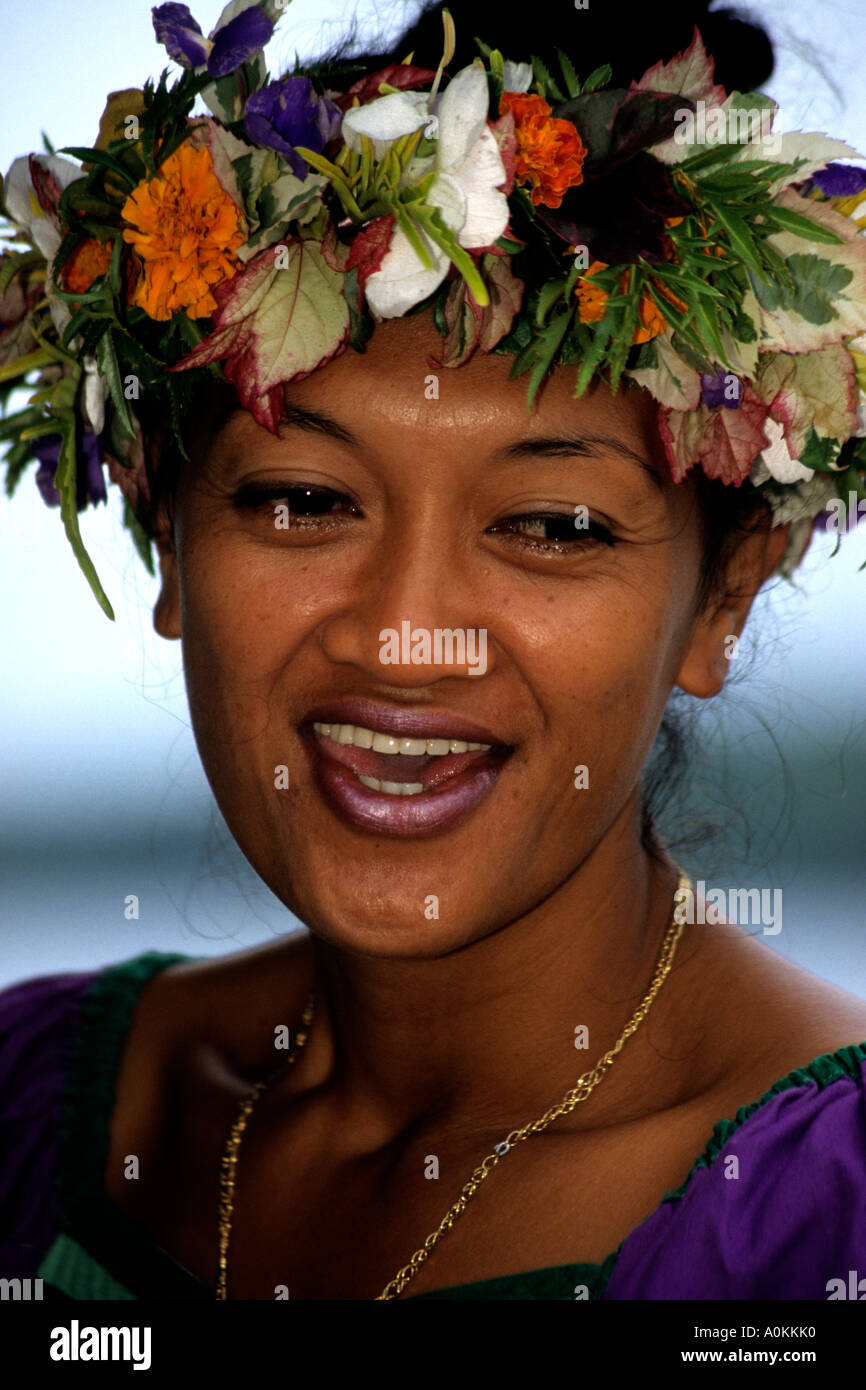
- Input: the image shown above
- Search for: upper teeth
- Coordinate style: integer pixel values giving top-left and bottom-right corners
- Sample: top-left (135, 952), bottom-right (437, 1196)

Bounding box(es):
top-left (312, 722), bottom-right (491, 756)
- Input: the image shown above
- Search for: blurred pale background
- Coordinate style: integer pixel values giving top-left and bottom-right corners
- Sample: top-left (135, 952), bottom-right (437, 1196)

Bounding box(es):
top-left (1, 0), bottom-right (864, 991)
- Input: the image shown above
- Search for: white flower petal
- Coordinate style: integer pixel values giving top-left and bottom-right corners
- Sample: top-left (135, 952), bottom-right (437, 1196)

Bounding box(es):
top-left (451, 125), bottom-right (508, 247)
top-left (4, 154), bottom-right (81, 260)
top-left (502, 60), bottom-right (532, 93)
top-left (436, 64), bottom-right (489, 173)
top-left (429, 172), bottom-right (466, 235)
top-left (45, 261), bottom-right (71, 335)
top-left (83, 355), bottom-right (107, 435)
top-left (754, 417), bottom-right (815, 484)
top-left (341, 92), bottom-right (429, 160)
top-left (364, 225), bottom-right (449, 318)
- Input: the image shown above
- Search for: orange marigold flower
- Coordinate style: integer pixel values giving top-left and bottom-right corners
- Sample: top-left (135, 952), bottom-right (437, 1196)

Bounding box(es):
top-left (632, 291), bottom-right (667, 344)
top-left (652, 278), bottom-right (688, 315)
top-left (499, 91), bottom-right (586, 209)
top-left (576, 263), bottom-right (672, 345)
top-left (61, 237), bottom-right (114, 295)
top-left (574, 258), bottom-right (610, 323)
top-left (121, 142), bottom-right (246, 321)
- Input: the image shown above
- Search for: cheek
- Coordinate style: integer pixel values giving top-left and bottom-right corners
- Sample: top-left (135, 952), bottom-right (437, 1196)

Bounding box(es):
top-left (513, 575), bottom-right (685, 802)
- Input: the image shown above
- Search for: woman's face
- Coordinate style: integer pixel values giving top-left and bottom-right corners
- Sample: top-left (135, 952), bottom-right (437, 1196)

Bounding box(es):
top-left (154, 310), bottom-right (733, 956)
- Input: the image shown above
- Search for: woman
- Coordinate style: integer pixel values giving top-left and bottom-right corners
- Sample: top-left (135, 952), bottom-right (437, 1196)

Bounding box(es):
top-left (1, 0), bottom-right (866, 1301)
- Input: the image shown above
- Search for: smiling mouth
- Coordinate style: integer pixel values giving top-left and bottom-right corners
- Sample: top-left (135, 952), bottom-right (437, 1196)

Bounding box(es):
top-left (309, 721), bottom-right (504, 792)
top-left (298, 719), bottom-right (513, 835)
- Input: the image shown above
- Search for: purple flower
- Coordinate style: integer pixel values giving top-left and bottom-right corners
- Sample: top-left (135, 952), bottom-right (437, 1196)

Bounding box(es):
top-left (32, 431), bottom-right (107, 510)
top-left (152, 3), bottom-right (272, 79)
top-left (810, 163), bottom-right (866, 197)
top-left (244, 77), bottom-right (343, 179)
top-left (701, 370), bottom-right (741, 410)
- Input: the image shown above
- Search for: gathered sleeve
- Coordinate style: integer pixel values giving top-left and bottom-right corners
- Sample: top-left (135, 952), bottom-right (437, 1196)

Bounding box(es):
top-left (0, 969), bottom-right (100, 1277)
top-left (605, 1043), bottom-right (866, 1299)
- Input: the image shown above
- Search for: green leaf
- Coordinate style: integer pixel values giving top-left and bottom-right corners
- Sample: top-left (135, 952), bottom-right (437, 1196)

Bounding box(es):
top-left (108, 233), bottom-right (123, 296)
top-left (531, 54), bottom-right (563, 103)
top-left (95, 330), bottom-right (137, 440)
top-left (760, 205), bottom-right (841, 245)
top-left (62, 305), bottom-right (110, 348)
top-left (53, 421), bottom-right (115, 620)
top-left (798, 427), bottom-right (842, 472)
top-left (58, 145), bottom-right (136, 187)
top-left (0, 405), bottom-right (43, 443)
top-left (3, 436), bottom-right (36, 497)
top-left (581, 63), bottom-right (611, 94)
top-left (525, 308), bottom-right (574, 409)
top-left (0, 249), bottom-right (44, 296)
top-left (677, 141), bottom-right (759, 173)
top-left (0, 345), bottom-right (55, 384)
top-left (556, 49), bottom-right (581, 99)
top-left (711, 204), bottom-right (764, 273)
top-left (731, 308), bottom-right (757, 342)
top-left (575, 309), bottom-right (616, 396)
top-left (535, 276), bottom-right (567, 325)
top-left (749, 254), bottom-right (854, 326)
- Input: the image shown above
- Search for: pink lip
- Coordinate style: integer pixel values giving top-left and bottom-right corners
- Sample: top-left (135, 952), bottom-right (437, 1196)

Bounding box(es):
top-left (299, 710), bottom-right (512, 837)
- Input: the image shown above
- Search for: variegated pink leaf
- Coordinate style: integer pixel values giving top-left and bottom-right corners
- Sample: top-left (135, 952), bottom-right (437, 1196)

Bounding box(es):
top-left (659, 383), bottom-right (770, 485)
top-left (170, 239), bottom-right (350, 431)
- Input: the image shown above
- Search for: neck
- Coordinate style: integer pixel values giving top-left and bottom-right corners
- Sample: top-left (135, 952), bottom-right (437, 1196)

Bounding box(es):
top-left (293, 815), bottom-right (689, 1150)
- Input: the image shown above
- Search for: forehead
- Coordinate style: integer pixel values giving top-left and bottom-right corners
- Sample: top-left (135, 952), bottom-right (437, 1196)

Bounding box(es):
top-left (215, 308), bottom-right (667, 471)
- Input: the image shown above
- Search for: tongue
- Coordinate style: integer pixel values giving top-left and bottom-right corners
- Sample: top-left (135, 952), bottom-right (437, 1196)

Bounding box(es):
top-left (314, 731), bottom-right (490, 788)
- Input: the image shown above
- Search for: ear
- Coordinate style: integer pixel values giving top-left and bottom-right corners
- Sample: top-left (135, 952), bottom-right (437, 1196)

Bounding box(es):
top-left (152, 503), bottom-right (181, 640)
top-left (676, 519), bottom-right (790, 698)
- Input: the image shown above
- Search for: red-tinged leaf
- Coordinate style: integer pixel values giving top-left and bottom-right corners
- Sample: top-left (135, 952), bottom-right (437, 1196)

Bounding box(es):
top-left (631, 27), bottom-right (727, 105)
top-left (478, 252), bottom-right (524, 351)
top-left (658, 383), bottom-right (770, 485)
top-left (346, 215), bottom-right (396, 287)
top-left (222, 372), bottom-right (284, 434)
top-left (426, 275), bottom-right (482, 367)
top-left (339, 64), bottom-right (439, 110)
top-left (627, 330), bottom-right (702, 411)
top-left (756, 344), bottom-right (857, 456)
top-left (170, 240), bottom-right (350, 432)
top-left (428, 253), bottom-right (524, 367)
top-left (321, 219), bottom-right (351, 273)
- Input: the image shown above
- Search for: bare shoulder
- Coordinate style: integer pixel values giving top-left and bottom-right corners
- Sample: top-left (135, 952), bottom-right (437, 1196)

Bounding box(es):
top-left (681, 920), bottom-right (866, 1100)
top-left (120, 933), bottom-right (314, 1081)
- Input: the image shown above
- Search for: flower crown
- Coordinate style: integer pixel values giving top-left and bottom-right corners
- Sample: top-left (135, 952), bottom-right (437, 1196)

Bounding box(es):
top-left (2, 1), bottom-right (866, 619)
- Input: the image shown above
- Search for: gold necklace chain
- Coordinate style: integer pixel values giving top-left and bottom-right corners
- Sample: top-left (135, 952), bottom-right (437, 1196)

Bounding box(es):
top-left (216, 870), bottom-right (691, 1301)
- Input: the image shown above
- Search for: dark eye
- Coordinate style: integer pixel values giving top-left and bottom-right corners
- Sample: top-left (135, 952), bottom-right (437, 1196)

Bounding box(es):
top-left (489, 512), bottom-right (615, 555)
top-left (234, 483), bottom-right (359, 525)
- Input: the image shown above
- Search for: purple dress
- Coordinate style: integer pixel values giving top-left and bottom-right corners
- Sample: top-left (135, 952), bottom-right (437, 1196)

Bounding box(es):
top-left (1, 951), bottom-right (865, 1300)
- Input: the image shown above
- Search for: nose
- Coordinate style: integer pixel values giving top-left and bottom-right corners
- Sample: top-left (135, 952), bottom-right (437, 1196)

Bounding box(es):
top-left (318, 506), bottom-right (493, 685)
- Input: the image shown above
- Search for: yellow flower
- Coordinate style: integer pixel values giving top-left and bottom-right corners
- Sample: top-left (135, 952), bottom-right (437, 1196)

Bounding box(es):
top-left (121, 141), bottom-right (246, 320)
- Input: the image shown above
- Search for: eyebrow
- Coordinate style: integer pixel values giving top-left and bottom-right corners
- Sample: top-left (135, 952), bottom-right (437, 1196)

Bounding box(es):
top-left (277, 403), bottom-right (361, 449)
top-left (492, 431), bottom-right (663, 489)
top-left (268, 405), bottom-right (661, 488)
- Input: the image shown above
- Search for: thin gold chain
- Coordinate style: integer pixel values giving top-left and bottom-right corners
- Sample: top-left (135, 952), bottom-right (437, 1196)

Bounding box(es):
top-left (215, 871), bottom-right (690, 1300)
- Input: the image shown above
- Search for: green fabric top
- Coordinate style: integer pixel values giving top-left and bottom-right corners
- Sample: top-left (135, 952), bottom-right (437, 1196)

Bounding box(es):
top-left (36, 950), bottom-right (866, 1301)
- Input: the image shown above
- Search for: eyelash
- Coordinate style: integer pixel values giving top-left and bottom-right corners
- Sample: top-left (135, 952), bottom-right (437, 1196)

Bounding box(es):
top-left (234, 484), bottom-right (615, 553)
